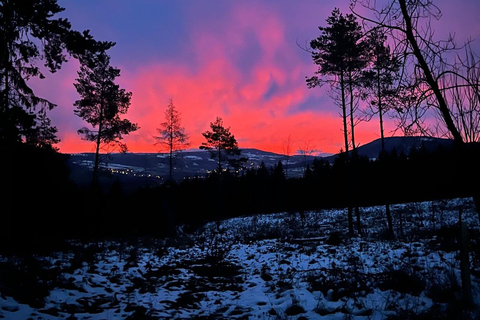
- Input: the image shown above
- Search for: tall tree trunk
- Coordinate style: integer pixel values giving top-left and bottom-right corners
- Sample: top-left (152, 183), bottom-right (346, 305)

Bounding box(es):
top-left (348, 71), bottom-right (362, 235)
top-left (355, 206), bottom-right (362, 236)
top-left (399, 0), bottom-right (462, 143)
top-left (377, 67), bottom-right (394, 236)
top-left (93, 123), bottom-right (101, 186)
top-left (1, 21), bottom-right (12, 240)
top-left (93, 99), bottom-right (105, 186)
top-left (341, 72), bottom-right (354, 236)
top-left (398, 0), bottom-right (480, 222)
top-left (348, 73), bottom-right (356, 150)
top-left (217, 144), bottom-right (222, 172)
top-left (340, 72), bottom-right (349, 155)
top-left (169, 148), bottom-right (173, 182)
top-left (3, 145), bottom-right (12, 240)
top-left (169, 129), bottom-right (173, 182)
top-left (348, 206), bottom-right (354, 236)
top-left (459, 209), bottom-right (473, 307)
top-left (377, 70), bottom-right (386, 152)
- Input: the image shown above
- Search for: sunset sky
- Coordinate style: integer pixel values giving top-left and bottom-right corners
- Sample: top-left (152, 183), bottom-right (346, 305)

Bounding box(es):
top-left (29, 0), bottom-right (480, 155)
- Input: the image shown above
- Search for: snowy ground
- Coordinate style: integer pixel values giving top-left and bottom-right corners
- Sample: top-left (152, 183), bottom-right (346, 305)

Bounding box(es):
top-left (1, 197), bottom-right (480, 319)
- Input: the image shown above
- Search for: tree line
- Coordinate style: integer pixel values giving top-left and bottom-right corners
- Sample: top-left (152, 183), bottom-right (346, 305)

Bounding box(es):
top-left (10, 139), bottom-right (476, 242)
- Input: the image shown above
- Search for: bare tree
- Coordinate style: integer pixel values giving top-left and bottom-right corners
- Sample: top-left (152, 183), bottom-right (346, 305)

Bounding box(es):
top-left (437, 43), bottom-right (480, 143)
top-left (351, 0), bottom-right (464, 142)
top-left (360, 27), bottom-right (403, 237)
top-left (351, 0), bottom-right (480, 305)
top-left (298, 140), bottom-right (317, 174)
top-left (350, 0), bottom-right (480, 220)
top-left (154, 99), bottom-right (190, 182)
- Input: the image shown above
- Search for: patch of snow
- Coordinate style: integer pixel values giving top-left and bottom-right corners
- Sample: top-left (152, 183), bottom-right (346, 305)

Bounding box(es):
top-left (0, 198), bottom-right (479, 319)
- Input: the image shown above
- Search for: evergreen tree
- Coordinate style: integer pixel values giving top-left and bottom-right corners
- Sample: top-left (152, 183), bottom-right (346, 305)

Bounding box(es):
top-left (200, 116), bottom-right (242, 173)
top-left (307, 7), bottom-right (368, 155)
top-left (362, 28), bottom-right (401, 152)
top-left (307, 8), bottom-right (368, 235)
top-left (0, 0), bottom-right (104, 240)
top-left (0, 0), bottom-right (102, 146)
top-left (257, 161), bottom-right (269, 180)
top-left (361, 28), bottom-right (402, 237)
top-left (155, 99), bottom-right (190, 182)
top-left (271, 160), bottom-right (285, 181)
top-left (74, 47), bottom-right (139, 185)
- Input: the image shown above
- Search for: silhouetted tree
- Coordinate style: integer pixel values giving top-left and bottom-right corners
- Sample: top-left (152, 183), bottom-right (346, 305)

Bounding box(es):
top-left (257, 161), bottom-right (269, 180)
top-left (154, 99), bottom-right (190, 182)
top-left (24, 108), bottom-right (60, 150)
top-left (199, 117), bottom-right (245, 228)
top-left (351, 0), bottom-right (480, 225)
top-left (440, 42), bottom-right (480, 143)
top-left (352, 1), bottom-right (480, 303)
top-left (0, 0), bottom-right (103, 146)
top-left (362, 28), bottom-right (401, 151)
top-left (0, 0), bottom-right (105, 240)
top-left (74, 47), bottom-right (139, 185)
top-left (271, 160), bottom-right (286, 182)
top-left (361, 27), bottom-right (402, 236)
top-left (307, 8), bottom-right (369, 235)
top-left (307, 7), bottom-right (368, 155)
top-left (200, 116), bottom-right (242, 173)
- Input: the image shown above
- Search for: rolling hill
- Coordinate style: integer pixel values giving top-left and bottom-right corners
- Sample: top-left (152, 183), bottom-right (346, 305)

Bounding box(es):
top-left (66, 136), bottom-right (456, 191)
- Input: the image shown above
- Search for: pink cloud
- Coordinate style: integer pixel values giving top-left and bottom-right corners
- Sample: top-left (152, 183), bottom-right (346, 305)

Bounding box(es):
top-left (97, 2), bottom-right (396, 155)
top-left (114, 4), bottom-right (333, 154)
top-left (30, 0), bottom-right (476, 155)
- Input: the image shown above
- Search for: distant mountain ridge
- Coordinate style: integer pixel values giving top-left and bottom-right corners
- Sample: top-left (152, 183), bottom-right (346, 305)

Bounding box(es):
top-left (322, 136), bottom-right (455, 162)
top-left (67, 136), bottom-right (457, 189)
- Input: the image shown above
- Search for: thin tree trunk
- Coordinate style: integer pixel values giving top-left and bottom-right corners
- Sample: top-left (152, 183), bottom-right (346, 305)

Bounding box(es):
top-left (377, 69), bottom-right (385, 152)
top-left (355, 206), bottom-right (362, 236)
top-left (169, 128), bottom-right (173, 182)
top-left (348, 73), bottom-right (356, 150)
top-left (385, 204), bottom-right (393, 236)
top-left (399, 0), bottom-right (462, 144)
top-left (348, 206), bottom-right (354, 236)
top-left (2, 25), bottom-right (12, 240)
top-left (348, 72), bottom-right (361, 235)
top-left (340, 72), bottom-right (349, 154)
top-left (2, 143), bottom-right (13, 241)
top-left (459, 208), bottom-right (473, 307)
top-left (93, 117), bottom-right (103, 186)
top-left (93, 96), bottom-right (105, 186)
top-left (474, 194), bottom-right (480, 225)
top-left (377, 68), bottom-right (394, 236)
top-left (341, 72), bottom-right (354, 236)
top-left (169, 148), bottom-right (173, 181)
top-left (398, 0), bottom-right (480, 222)
top-left (218, 144), bottom-right (222, 172)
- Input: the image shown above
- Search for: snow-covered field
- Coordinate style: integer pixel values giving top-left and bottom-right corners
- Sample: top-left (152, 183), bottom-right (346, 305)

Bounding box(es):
top-left (1, 197), bottom-right (480, 319)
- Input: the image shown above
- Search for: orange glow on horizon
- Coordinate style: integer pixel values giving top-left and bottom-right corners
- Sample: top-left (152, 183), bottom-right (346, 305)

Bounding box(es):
top-left (55, 112), bottom-right (400, 156)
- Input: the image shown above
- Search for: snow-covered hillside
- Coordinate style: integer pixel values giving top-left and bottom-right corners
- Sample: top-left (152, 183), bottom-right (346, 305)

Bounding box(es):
top-left (1, 197), bottom-right (480, 319)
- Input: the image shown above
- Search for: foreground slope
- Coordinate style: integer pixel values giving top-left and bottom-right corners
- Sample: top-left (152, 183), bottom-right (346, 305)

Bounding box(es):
top-left (1, 197), bottom-right (479, 319)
